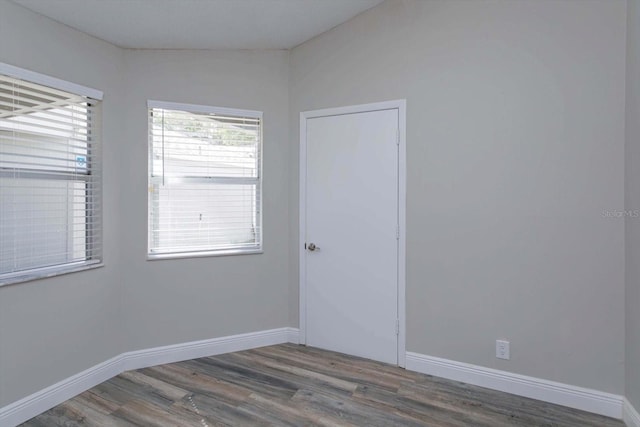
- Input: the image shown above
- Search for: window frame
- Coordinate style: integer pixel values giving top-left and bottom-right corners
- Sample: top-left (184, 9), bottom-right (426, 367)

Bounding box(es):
top-left (0, 62), bottom-right (104, 286)
top-left (146, 100), bottom-right (263, 260)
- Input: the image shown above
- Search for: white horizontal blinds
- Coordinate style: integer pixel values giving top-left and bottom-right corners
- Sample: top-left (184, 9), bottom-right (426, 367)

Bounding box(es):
top-left (148, 105), bottom-right (261, 255)
top-left (0, 73), bottom-right (102, 278)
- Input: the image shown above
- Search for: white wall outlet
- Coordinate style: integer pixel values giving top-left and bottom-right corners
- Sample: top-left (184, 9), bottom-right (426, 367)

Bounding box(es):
top-left (496, 339), bottom-right (510, 360)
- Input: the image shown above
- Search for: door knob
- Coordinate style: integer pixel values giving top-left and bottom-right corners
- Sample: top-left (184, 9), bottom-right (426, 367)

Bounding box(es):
top-left (307, 243), bottom-right (319, 251)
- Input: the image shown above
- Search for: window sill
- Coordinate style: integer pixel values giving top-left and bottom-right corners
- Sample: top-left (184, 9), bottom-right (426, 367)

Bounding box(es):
top-left (147, 248), bottom-right (263, 261)
top-left (0, 261), bottom-right (104, 287)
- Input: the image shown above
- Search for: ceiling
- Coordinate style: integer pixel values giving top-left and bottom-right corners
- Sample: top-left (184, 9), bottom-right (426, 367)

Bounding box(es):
top-left (10, 0), bottom-right (384, 50)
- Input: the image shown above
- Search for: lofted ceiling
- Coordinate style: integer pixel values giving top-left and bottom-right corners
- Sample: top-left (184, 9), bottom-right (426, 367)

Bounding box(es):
top-left (10, 0), bottom-right (384, 50)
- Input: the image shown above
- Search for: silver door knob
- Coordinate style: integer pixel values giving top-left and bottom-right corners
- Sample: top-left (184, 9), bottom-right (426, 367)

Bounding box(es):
top-left (307, 243), bottom-right (319, 251)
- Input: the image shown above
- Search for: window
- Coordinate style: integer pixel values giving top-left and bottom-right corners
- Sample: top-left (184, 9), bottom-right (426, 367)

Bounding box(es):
top-left (148, 101), bottom-right (262, 258)
top-left (0, 64), bottom-right (103, 285)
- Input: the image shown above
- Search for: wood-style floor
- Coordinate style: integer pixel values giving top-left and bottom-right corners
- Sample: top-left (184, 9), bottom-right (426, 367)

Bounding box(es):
top-left (20, 343), bottom-right (624, 427)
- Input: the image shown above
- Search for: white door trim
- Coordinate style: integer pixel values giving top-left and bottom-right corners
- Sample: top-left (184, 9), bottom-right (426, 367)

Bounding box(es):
top-left (299, 99), bottom-right (407, 368)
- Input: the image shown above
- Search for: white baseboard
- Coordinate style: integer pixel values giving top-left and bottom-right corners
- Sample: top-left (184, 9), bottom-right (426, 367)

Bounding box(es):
top-left (122, 327), bottom-right (299, 371)
top-left (624, 398), bottom-right (640, 427)
top-left (406, 352), bottom-right (624, 420)
top-left (0, 355), bottom-right (123, 427)
top-left (285, 327), bottom-right (301, 344)
top-left (0, 327), bottom-right (300, 427)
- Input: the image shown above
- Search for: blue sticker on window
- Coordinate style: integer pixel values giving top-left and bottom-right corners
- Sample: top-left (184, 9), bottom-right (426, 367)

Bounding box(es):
top-left (76, 156), bottom-right (87, 168)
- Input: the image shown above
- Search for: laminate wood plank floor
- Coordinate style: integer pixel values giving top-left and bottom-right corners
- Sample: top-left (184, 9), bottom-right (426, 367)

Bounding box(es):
top-left (20, 344), bottom-right (624, 427)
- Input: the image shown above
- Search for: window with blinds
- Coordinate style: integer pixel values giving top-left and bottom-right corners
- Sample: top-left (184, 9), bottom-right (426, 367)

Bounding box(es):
top-left (148, 101), bottom-right (262, 258)
top-left (0, 65), bottom-right (102, 284)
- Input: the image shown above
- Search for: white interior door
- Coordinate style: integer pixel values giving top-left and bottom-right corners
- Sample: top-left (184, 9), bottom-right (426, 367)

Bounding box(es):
top-left (302, 107), bottom-right (400, 365)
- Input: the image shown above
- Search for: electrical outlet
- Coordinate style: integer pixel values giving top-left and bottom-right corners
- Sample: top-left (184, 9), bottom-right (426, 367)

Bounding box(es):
top-left (496, 340), bottom-right (510, 360)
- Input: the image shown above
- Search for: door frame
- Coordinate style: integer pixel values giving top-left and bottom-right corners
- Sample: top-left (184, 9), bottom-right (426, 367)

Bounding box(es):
top-left (299, 100), bottom-right (407, 367)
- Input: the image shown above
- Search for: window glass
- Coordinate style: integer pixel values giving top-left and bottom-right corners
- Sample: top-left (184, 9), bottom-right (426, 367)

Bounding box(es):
top-left (148, 102), bottom-right (262, 258)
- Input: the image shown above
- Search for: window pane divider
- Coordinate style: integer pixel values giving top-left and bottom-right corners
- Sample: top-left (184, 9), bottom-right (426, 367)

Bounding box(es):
top-left (150, 176), bottom-right (258, 185)
top-left (0, 169), bottom-right (91, 180)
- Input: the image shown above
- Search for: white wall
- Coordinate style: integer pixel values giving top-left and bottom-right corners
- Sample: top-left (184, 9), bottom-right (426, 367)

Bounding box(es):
top-left (289, 0), bottom-right (627, 394)
top-left (0, 0), bottom-right (632, 412)
top-left (0, 1), bottom-right (291, 407)
top-left (0, 0), bottom-right (125, 406)
top-left (626, 0), bottom-right (640, 411)
top-left (119, 49), bottom-right (291, 352)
